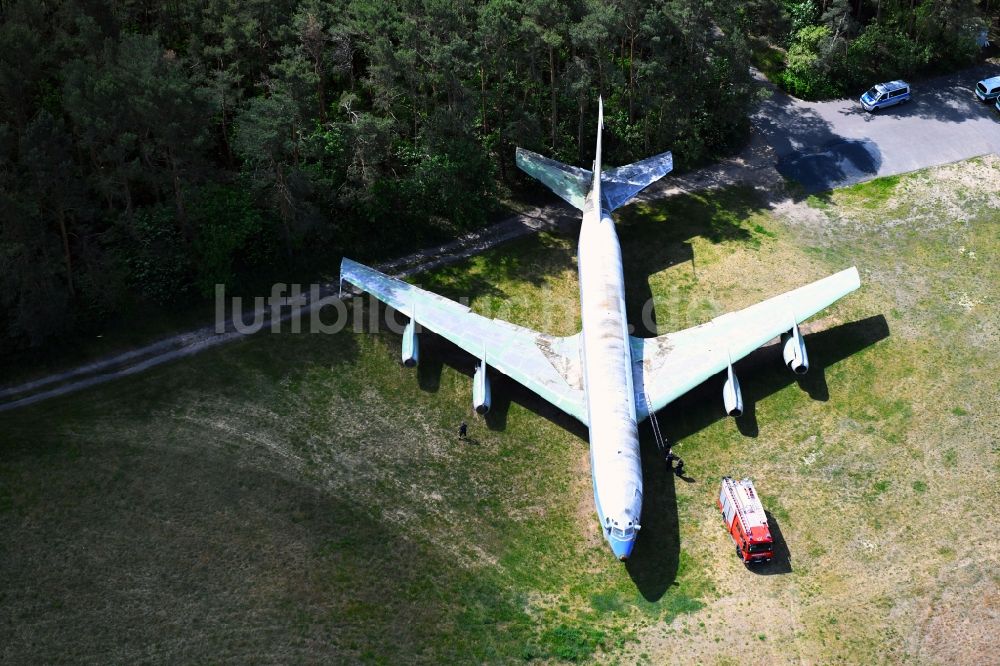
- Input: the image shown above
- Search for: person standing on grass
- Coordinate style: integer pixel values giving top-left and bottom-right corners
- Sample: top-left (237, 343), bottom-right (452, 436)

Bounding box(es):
top-left (459, 421), bottom-right (468, 440)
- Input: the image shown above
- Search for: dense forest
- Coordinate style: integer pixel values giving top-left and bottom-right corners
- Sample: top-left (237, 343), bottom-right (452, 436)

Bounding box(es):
top-left (0, 0), bottom-right (995, 355)
top-left (765, 0), bottom-right (997, 98)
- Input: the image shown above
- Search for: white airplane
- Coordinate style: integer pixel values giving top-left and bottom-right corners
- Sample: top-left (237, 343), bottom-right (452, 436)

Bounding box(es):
top-left (340, 99), bottom-right (860, 561)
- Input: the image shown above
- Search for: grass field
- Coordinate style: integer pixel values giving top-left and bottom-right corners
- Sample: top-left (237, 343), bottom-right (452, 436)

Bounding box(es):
top-left (2, 157), bottom-right (998, 663)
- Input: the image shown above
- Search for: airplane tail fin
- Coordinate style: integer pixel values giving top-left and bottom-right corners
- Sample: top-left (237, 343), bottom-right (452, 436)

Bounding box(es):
top-left (592, 97), bottom-right (603, 207)
top-left (515, 96), bottom-right (673, 213)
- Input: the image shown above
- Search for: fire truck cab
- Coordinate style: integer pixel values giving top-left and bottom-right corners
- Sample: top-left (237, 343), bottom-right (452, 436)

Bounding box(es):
top-left (718, 477), bottom-right (774, 564)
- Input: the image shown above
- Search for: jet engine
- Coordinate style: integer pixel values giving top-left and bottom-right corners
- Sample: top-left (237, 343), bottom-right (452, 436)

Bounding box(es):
top-left (473, 360), bottom-right (492, 414)
top-left (722, 362), bottom-right (743, 417)
top-left (781, 324), bottom-right (809, 374)
top-left (401, 320), bottom-right (419, 367)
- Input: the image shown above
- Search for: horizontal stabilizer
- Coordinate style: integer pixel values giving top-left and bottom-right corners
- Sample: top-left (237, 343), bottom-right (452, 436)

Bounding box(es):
top-left (601, 151), bottom-right (673, 212)
top-left (515, 148), bottom-right (592, 211)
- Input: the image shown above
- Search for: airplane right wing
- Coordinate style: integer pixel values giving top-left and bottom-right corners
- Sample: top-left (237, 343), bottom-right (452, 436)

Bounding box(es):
top-left (632, 267), bottom-right (861, 420)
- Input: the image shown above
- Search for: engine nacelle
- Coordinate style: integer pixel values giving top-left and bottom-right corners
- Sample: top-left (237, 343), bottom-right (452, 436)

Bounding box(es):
top-left (782, 324), bottom-right (809, 375)
top-left (473, 360), bottom-right (491, 414)
top-left (401, 320), bottom-right (419, 367)
top-left (723, 363), bottom-right (743, 417)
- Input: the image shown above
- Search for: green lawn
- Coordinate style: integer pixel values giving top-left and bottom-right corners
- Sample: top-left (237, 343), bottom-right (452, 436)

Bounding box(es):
top-left (2, 158), bottom-right (997, 663)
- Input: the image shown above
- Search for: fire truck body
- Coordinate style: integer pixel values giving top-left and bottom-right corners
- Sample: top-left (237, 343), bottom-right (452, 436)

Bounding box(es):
top-left (718, 477), bottom-right (774, 564)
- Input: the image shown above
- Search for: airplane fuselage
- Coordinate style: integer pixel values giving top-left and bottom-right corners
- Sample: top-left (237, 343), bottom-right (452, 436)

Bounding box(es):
top-left (343, 99), bottom-right (860, 566)
top-left (577, 195), bottom-right (643, 560)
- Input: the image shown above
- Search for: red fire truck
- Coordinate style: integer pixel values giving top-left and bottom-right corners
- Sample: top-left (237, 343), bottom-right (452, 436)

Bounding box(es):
top-left (718, 477), bottom-right (774, 564)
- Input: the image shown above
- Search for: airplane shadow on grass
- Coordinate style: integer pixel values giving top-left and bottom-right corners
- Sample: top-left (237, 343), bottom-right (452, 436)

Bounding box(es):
top-left (656, 314), bottom-right (889, 444)
top-left (359, 200), bottom-right (889, 600)
top-left (617, 188), bottom-right (759, 338)
top-left (400, 308), bottom-right (889, 600)
top-left (626, 423), bottom-right (681, 600)
top-left (631, 314), bottom-right (886, 597)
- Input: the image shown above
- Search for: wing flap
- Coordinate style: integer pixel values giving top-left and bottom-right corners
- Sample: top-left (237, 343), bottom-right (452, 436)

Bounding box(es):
top-left (634, 267), bottom-right (860, 420)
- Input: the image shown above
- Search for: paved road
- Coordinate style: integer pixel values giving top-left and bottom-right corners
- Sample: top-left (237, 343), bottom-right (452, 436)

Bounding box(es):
top-left (4, 63), bottom-right (999, 411)
top-left (761, 64), bottom-right (1000, 192)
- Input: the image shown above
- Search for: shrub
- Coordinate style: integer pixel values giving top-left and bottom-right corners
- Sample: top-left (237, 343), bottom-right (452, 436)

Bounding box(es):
top-left (780, 26), bottom-right (842, 99)
top-left (840, 24), bottom-right (931, 92)
top-left (188, 184), bottom-right (273, 297)
top-left (123, 205), bottom-right (194, 306)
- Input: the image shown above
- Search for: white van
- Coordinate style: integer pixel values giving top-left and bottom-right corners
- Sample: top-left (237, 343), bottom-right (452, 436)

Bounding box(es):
top-left (975, 76), bottom-right (1000, 102)
top-left (860, 80), bottom-right (911, 113)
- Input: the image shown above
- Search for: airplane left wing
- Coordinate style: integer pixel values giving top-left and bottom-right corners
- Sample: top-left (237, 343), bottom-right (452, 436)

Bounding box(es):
top-left (632, 267), bottom-right (861, 420)
top-left (339, 258), bottom-right (589, 425)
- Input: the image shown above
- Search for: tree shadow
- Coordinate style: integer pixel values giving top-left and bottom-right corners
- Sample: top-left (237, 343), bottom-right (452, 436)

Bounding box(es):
top-left (416, 269), bottom-right (512, 302)
top-left (749, 511), bottom-right (792, 575)
top-left (754, 91), bottom-right (842, 159)
top-left (751, 82), bottom-right (885, 194)
top-left (759, 62), bottom-right (1000, 195)
top-left (776, 138), bottom-right (883, 194)
top-left (417, 230), bottom-right (579, 297)
top-left (0, 426), bottom-right (531, 662)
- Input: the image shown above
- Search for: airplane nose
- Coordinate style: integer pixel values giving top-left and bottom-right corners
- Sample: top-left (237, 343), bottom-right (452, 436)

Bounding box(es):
top-left (610, 536), bottom-right (635, 561)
